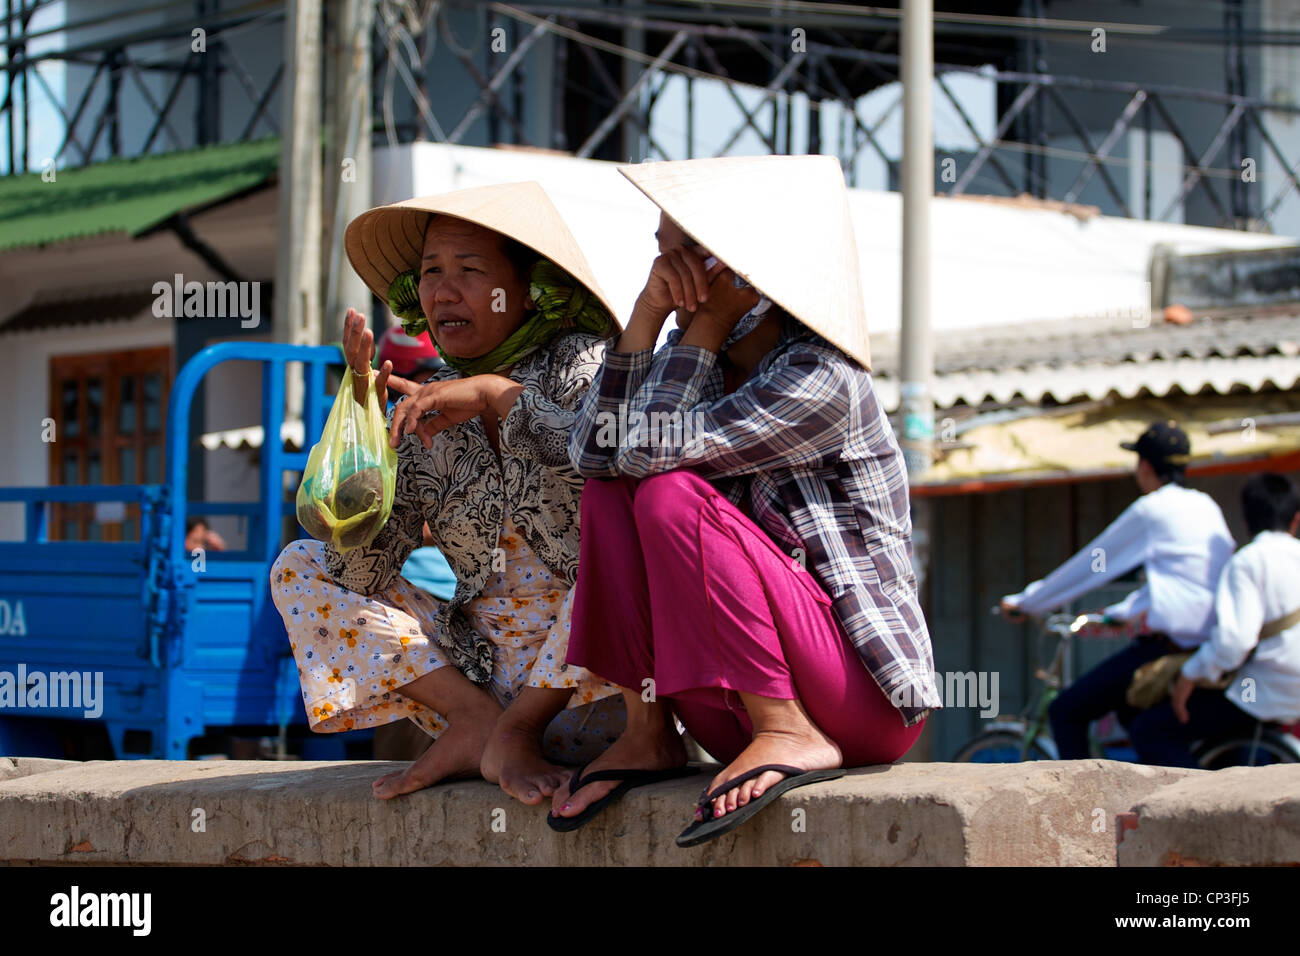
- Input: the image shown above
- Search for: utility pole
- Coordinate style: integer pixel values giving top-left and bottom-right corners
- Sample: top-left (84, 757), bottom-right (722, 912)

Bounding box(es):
top-left (275, 0), bottom-right (323, 423)
top-left (900, 0), bottom-right (934, 480)
top-left (900, 0), bottom-right (935, 678)
top-left (324, 0), bottom-right (373, 339)
top-left (621, 19), bottom-right (644, 160)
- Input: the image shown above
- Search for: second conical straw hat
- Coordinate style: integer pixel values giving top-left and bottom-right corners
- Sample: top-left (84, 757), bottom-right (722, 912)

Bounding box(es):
top-left (619, 155), bottom-right (869, 368)
top-left (345, 180), bottom-right (619, 328)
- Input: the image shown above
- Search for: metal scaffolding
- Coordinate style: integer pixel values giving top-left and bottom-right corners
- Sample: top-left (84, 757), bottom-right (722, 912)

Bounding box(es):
top-left (5, 0), bottom-right (1300, 231)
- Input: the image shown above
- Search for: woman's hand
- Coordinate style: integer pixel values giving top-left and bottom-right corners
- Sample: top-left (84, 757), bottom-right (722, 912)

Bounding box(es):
top-left (639, 246), bottom-right (719, 317)
top-left (343, 308), bottom-right (415, 408)
top-left (620, 247), bottom-right (726, 352)
top-left (387, 373), bottom-right (524, 449)
top-left (692, 268), bottom-right (760, 334)
top-left (677, 268), bottom-right (761, 353)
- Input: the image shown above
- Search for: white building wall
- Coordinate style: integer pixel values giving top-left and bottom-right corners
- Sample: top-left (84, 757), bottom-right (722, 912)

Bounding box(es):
top-left (373, 141), bottom-right (1297, 344)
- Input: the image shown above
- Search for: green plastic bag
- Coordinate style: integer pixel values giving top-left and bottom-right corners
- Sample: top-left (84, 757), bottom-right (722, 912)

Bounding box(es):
top-left (295, 371), bottom-right (399, 551)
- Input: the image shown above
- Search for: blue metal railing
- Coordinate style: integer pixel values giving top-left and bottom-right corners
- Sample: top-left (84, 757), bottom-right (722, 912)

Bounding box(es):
top-left (164, 341), bottom-right (341, 564)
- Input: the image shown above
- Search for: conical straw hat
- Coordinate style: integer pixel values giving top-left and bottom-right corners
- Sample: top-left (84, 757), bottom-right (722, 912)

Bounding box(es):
top-left (619, 155), bottom-right (869, 368)
top-left (345, 180), bottom-right (620, 328)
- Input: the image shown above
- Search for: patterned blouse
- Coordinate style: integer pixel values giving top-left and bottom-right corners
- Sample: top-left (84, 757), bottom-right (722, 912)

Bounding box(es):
top-left (323, 329), bottom-right (608, 685)
top-left (568, 314), bottom-right (942, 727)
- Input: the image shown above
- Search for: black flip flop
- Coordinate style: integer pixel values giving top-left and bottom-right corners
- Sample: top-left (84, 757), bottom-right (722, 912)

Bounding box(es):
top-left (674, 763), bottom-right (846, 848)
top-left (546, 764), bottom-right (700, 833)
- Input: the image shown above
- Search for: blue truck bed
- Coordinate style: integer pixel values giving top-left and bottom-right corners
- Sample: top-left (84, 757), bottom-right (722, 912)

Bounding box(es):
top-left (0, 341), bottom-right (370, 759)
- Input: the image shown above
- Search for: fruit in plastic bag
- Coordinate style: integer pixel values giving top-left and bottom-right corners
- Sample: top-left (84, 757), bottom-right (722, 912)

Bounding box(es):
top-left (295, 369), bottom-right (398, 552)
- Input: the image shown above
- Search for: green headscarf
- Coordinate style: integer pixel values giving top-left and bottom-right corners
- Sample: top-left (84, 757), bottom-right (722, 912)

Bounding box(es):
top-left (386, 259), bottom-right (615, 376)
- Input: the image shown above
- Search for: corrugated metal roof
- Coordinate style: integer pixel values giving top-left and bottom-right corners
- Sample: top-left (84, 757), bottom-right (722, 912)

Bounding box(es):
top-left (0, 288), bottom-right (156, 333)
top-left (872, 307), bottom-right (1300, 409)
top-left (0, 138), bottom-right (279, 252)
top-left (918, 392), bottom-right (1300, 486)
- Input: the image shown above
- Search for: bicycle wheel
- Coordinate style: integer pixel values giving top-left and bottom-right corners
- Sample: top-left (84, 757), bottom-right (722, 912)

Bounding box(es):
top-left (954, 730), bottom-right (1055, 763)
top-left (1195, 731), bottom-right (1300, 769)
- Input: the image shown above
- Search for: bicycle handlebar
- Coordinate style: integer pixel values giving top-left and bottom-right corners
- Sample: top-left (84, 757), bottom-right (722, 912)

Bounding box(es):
top-left (990, 605), bottom-right (1118, 632)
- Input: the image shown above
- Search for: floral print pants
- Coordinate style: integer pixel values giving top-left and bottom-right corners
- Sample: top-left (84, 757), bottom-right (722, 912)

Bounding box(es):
top-left (270, 520), bottom-right (625, 765)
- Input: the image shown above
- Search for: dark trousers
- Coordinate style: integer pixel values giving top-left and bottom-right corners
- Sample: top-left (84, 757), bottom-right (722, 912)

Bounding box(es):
top-left (1129, 689), bottom-right (1259, 768)
top-left (1047, 635), bottom-right (1174, 759)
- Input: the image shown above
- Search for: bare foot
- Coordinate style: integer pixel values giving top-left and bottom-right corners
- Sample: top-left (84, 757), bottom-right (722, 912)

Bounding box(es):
top-left (550, 711), bottom-right (687, 820)
top-left (372, 710), bottom-right (496, 800)
top-left (481, 722), bottom-right (570, 806)
top-left (699, 708), bottom-right (841, 822)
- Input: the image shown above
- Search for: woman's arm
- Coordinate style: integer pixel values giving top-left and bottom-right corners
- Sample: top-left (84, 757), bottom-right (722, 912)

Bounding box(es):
top-left (498, 332), bottom-right (610, 475)
top-left (567, 337), bottom-right (658, 479)
top-left (610, 340), bottom-right (852, 479)
top-left (568, 251), bottom-right (728, 477)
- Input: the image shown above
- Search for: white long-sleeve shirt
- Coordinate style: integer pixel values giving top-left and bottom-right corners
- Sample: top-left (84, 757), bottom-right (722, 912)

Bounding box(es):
top-left (1002, 483), bottom-right (1235, 646)
top-left (1182, 530), bottom-right (1300, 722)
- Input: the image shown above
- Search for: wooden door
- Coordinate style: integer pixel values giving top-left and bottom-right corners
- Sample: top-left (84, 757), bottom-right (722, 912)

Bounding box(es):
top-left (47, 346), bottom-right (172, 541)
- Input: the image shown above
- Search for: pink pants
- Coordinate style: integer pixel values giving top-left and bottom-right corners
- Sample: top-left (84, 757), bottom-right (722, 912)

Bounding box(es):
top-left (567, 471), bottom-right (923, 766)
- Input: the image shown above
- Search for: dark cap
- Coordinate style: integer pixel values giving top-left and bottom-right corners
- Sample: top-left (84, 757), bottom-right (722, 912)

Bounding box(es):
top-left (1121, 420), bottom-right (1191, 466)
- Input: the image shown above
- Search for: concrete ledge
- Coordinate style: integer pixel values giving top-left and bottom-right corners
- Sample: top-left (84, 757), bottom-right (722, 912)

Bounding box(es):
top-left (0, 757), bottom-right (77, 782)
top-left (0, 758), bottom-right (1209, 866)
top-left (1117, 764), bottom-right (1300, 866)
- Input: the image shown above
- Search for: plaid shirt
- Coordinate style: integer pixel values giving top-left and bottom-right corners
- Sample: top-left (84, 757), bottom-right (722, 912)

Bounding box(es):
top-left (569, 316), bottom-right (941, 726)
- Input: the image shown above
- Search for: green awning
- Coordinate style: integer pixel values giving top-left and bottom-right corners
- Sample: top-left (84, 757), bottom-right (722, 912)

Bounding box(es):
top-left (0, 138), bottom-right (280, 252)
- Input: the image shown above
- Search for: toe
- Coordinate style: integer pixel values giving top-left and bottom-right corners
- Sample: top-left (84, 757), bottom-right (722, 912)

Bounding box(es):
top-left (550, 780), bottom-right (573, 817)
top-left (372, 771), bottom-right (404, 800)
top-left (751, 769), bottom-right (784, 799)
top-left (530, 767), bottom-right (569, 801)
top-left (559, 779), bottom-right (616, 817)
top-left (542, 768), bottom-right (570, 793)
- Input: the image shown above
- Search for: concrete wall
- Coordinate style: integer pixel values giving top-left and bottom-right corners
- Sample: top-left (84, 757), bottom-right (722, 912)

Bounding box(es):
top-left (4, 757), bottom-right (1296, 866)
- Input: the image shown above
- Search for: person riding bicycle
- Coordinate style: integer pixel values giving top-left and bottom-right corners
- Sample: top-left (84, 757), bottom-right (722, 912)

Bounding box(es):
top-left (999, 421), bottom-right (1235, 759)
top-left (1126, 472), bottom-right (1300, 766)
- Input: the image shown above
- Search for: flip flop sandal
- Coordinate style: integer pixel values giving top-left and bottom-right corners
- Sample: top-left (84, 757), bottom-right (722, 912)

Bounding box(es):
top-left (546, 764), bottom-right (700, 833)
top-left (674, 763), bottom-right (846, 848)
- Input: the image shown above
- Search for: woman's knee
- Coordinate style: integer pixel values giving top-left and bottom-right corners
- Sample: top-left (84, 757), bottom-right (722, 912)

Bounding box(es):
top-left (270, 540), bottom-right (323, 591)
top-left (631, 470), bottom-right (711, 528)
top-left (580, 476), bottom-right (633, 519)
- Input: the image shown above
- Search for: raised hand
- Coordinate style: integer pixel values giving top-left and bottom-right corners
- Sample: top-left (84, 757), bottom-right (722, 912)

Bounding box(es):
top-left (690, 267), bottom-right (761, 336)
top-left (619, 246), bottom-right (727, 353)
top-left (342, 308), bottom-right (415, 408)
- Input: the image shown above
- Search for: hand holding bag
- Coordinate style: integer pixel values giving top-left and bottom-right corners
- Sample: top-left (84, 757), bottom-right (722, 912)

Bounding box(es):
top-left (295, 369), bottom-right (398, 551)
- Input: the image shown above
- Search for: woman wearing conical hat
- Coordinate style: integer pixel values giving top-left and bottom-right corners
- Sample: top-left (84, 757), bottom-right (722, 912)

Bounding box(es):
top-left (552, 156), bottom-right (943, 845)
top-left (269, 182), bottom-right (655, 803)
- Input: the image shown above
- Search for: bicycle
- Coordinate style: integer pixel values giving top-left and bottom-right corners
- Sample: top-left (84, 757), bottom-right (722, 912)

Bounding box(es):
top-left (953, 609), bottom-right (1300, 767)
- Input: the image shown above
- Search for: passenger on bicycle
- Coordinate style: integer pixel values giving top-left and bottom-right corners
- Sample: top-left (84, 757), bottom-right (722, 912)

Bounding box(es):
top-left (1128, 473), bottom-right (1300, 766)
top-left (999, 422), bottom-right (1234, 759)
